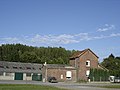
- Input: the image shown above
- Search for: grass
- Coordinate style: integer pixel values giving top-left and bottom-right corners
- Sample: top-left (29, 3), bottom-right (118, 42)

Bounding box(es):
top-left (77, 79), bottom-right (87, 83)
top-left (0, 84), bottom-right (67, 90)
top-left (101, 85), bottom-right (120, 89)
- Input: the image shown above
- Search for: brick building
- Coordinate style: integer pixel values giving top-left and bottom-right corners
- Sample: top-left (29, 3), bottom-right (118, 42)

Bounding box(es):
top-left (43, 64), bottom-right (76, 82)
top-left (70, 48), bottom-right (99, 81)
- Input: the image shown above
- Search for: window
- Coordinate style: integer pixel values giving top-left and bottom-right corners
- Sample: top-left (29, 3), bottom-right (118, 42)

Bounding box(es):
top-left (0, 66), bottom-right (4, 68)
top-left (26, 67), bottom-right (31, 69)
top-left (0, 72), bottom-right (3, 76)
top-left (19, 67), bottom-right (23, 69)
top-left (13, 67), bottom-right (17, 69)
top-left (86, 60), bottom-right (90, 67)
top-left (6, 72), bottom-right (12, 76)
top-left (66, 71), bottom-right (72, 80)
top-left (26, 73), bottom-right (31, 77)
top-left (61, 75), bottom-right (63, 79)
top-left (6, 66), bottom-right (9, 69)
top-left (32, 67), bottom-right (36, 70)
top-left (86, 70), bottom-right (90, 77)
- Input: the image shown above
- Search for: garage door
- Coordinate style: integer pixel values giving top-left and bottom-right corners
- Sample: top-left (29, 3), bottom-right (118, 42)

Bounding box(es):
top-left (14, 72), bottom-right (23, 80)
top-left (32, 73), bottom-right (42, 81)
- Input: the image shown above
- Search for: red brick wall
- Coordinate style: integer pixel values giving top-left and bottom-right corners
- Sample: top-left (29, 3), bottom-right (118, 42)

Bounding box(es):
top-left (47, 68), bottom-right (76, 82)
top-left (70, 60), bottom-right (75, 67)
top-left (78, 50), bottom-right (98, 80)
top-left (69, 50), bottom-right (98, 81)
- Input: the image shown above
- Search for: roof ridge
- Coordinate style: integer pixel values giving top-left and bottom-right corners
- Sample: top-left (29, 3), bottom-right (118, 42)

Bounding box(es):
top-left (70, 48), bottom-right (98, 59)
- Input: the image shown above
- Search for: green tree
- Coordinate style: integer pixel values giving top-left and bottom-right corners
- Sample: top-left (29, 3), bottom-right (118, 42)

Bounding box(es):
top-left (101, 54), bottom-right (120, 77)
top-left (0, 43), bottom-right (74, 64)
top-left (20, 51), bottom-right (38, 63)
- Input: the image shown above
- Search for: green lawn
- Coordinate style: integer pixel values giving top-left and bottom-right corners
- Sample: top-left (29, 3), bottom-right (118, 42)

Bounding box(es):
top-left (101, 85), bottom-right (120, 89)
top-left (0, 84), bottom-right (67, 90)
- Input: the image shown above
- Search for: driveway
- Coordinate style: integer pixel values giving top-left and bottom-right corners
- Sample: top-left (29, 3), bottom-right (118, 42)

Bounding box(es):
top-left (0, 80), bottom-right (119, 90)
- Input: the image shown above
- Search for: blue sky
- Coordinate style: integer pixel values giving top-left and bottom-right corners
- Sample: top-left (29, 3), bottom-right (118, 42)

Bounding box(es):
top-left (0, 0), bottom-right (120, 62)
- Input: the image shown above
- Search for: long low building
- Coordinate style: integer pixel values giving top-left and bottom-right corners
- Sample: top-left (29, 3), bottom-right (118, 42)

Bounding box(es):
top-left (0, 61), bottom-right (76, 82)
top-left (0, 61), bottom-right (42, 81)
top-left (0, 49), bottom-right (102, 82)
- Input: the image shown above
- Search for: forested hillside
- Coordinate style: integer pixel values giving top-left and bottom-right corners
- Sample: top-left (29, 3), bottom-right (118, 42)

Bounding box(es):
top-left (0, 44), bottom-right (74, 64)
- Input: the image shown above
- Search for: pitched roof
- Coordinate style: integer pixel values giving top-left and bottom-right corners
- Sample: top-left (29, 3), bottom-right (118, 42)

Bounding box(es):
top-left (0, 61), bottom-right (42, 73)
top-left (70, 48), bottom-right (99, 59)
top-left (0, 61), bottom-right (76, 73)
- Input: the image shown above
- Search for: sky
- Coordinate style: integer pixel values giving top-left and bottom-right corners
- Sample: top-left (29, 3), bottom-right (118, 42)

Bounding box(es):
top-left (0, 0), bottom-right (120, 62)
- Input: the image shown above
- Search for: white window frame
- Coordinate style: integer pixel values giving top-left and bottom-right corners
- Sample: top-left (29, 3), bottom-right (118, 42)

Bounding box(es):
top-left (86, 60), bottom-right (90, 67)
top-left (86, 70), bottom-right (90, 77)
top-left (61, 75), bottom-right (63, 79)
top-left (66, 71), bottom-right (72, 80)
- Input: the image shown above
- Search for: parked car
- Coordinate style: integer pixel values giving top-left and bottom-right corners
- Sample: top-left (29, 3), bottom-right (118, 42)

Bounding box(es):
top-left (48, 77), bottom-right (58, 83)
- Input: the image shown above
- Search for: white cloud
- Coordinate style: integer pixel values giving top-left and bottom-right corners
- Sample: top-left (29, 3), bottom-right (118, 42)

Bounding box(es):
top-left (0, 33), bottom-right (91, 45)
top-left (0, 37), bottom-right (19, 43)
top-left (97, 24), bottom-right (115, 32)
top-left (92, 35), bottom-right (107, 39)
top-left (0, 32), bottom-right (120, 46)
top-left (3, 37), bottom-right (18, 41)
top-left (91, 33), bottom-right (120, 40)
top-left (74, 33), bottom-right (91, 41)
top-left (110, 33), bottom-right (120, 37)
top-left (31, 34), bottom-right (79, 45)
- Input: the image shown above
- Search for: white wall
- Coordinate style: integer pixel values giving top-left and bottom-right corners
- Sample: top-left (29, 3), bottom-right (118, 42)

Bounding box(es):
top-left (0, 72), bottom-right (14, 80)
top-left (23, 73), bottom-right (32, 80)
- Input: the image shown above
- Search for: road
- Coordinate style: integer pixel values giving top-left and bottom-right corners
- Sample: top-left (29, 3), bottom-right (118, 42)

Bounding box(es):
top-left (0, 80), bottom-right (119, 90)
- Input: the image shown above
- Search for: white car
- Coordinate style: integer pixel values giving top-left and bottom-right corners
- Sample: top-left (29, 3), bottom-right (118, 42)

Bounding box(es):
top-left (109, 76), bottom-right (120, 83)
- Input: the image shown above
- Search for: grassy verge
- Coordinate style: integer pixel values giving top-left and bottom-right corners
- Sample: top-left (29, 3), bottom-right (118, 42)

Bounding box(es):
top-left (101, 85), bottom-right (120, 89)
top-left (0, 84), bottom-right (68, 90)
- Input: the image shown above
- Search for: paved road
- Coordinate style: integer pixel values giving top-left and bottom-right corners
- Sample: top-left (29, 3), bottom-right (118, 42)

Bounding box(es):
top-left (0, 80), bottom-right (119, 90)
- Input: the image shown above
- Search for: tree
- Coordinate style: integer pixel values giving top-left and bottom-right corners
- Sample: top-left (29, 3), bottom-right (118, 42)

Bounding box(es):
top-left (101, 54), bottom-right (120, 77)
top-left (109, 53), bottom-right (115, 59)
top-left (20, 51), bottom-right (38, 63)
top-left (0, 43), bottom-right (74, 64)
top-left (89, 68), bottom-right (109, 81)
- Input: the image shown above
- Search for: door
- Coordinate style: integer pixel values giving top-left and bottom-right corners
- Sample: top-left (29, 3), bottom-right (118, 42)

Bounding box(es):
top-left (32, 73), bottom-right (42, 81)
top-left (14, 72), bottom-right (23, 80)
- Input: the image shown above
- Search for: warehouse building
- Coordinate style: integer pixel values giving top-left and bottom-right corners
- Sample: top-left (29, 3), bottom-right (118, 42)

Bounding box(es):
top-left (0, 61), bottom-right (42, 81)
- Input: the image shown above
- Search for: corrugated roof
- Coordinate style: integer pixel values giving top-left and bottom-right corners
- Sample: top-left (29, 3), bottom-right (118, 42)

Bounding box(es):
top-left (0, 61), bottom-right (42, 73)
top-left (0, 61), bottom-right (75, 72)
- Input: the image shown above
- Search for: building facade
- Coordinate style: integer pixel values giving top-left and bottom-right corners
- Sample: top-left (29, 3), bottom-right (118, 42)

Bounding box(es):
top-left (0, 61), bottom-right (42, 81)
top-left (70, 49), bottom-right (99, 81)
top-left (0, 48), bottom-right (99, 82)
top-left (44, 64), bottom-right (76, 82)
